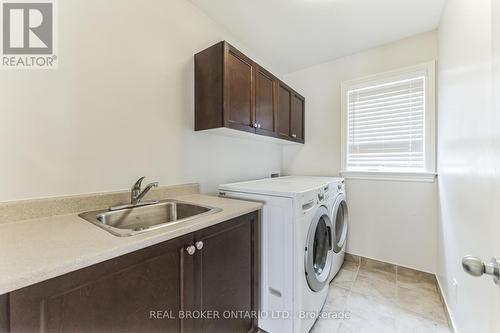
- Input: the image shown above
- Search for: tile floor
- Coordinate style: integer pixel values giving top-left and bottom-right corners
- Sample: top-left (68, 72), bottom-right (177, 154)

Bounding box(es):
top-left (311, 255), bottom-right (451, 333)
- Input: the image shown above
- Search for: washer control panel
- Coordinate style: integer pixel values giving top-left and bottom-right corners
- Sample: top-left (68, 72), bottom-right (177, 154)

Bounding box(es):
top-left (317, 186), bottom-right (330, 203)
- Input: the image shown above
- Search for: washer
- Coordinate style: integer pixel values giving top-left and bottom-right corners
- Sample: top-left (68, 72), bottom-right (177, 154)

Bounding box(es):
top-left (219, 178), bottom-right (335, 333)
top-left (267, 176), bottom-right (349, 282)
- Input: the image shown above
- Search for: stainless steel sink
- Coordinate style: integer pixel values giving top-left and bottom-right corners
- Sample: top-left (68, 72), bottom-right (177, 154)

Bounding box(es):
top-left (79, 200), bottom-right (222, 237)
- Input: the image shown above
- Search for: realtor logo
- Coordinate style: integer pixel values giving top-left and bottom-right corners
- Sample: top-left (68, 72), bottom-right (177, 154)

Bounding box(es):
top-left (1, 0), bottom-right (57, 68)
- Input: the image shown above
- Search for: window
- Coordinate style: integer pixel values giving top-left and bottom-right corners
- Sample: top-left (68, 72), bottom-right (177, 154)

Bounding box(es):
top-left (341, 62), bottom-right (436, 182)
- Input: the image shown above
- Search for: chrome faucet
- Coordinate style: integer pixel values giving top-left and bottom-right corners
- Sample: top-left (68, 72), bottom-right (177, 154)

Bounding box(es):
top-left (109, 177), bottom-right (159, 211)
top-left (131, 176), bottom-right (159, 205)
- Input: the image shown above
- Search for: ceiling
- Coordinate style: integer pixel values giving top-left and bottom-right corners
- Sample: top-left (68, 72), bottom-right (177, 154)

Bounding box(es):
top-left (189, 0), bottom-right (446, 74)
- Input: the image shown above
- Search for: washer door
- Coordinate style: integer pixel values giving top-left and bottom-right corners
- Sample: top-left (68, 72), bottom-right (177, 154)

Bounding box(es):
top-left (305, 206), bottom-right (333, 292)
top-left (332, 193), bottom-right (348, 253)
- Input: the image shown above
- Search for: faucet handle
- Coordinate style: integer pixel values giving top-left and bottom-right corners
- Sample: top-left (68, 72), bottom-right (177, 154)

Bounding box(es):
top-left (131, 177), bottom-right (146, 204)
top-left (132, 176), bottom-right (146, 191)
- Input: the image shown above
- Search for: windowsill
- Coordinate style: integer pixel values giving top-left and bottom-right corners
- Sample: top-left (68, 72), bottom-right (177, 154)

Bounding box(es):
top-left (340, 170), bottom-right (437, 183)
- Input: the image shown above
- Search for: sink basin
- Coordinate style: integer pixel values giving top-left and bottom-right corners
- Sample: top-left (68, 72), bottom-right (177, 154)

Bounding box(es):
top-left (79, 200), bottom-right (222, 237)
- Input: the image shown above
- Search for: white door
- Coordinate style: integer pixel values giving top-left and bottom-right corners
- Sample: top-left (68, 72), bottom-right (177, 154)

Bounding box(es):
top-left (492, 0), bottom-right (500, 329)
top-left (439, 1), bottom-right (500, 332)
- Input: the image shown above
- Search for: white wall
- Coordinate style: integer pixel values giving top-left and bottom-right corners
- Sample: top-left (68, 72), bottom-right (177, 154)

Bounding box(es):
top-left (0, 0), bottom-right (284, 202)
top-left (282, 31), bottom-right (438, 273)
top-left (437, 0), bottom-right (500, 332)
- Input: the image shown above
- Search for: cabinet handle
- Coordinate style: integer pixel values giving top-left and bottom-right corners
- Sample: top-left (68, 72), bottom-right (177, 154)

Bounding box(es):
top-left (185, 245), bottom-right (196, 255)
top-left (195, 241), bottom-right (204, 250)
top-left (291, 133), bottom-right (297, 138)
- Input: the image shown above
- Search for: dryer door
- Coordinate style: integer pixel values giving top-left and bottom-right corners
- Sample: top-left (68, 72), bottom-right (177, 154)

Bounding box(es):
top-left (305, 206), bottom-right (333, 292)
top-left (332, 193), bottom-right (348, 253)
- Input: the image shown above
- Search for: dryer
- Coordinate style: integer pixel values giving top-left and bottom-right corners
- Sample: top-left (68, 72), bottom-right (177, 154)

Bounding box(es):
top-left (271, 176), bottom-right (349, 281)
top-left (219, 178), bottom-right (335, 333)
top-left (326, 179), bottom-right (348, 282)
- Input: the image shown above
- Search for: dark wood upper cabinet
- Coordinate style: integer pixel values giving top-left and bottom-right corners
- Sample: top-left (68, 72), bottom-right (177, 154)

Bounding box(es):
top-left (277, 83), bottom-right (291, 140)
top-left (194, 42), bottom-right (224, 131)
top-left (255, 65), bottom-right (277, 137)
top-left (3, 212), bottom-right (259, 333)
top-left (224, 45), bottom-right (255, 133)
top-left (290, 93), bottom-right (305, 142)
top-left (277, 82), bottom-right (305, 143)
top-left (195, 41), bottom-right (304, 144)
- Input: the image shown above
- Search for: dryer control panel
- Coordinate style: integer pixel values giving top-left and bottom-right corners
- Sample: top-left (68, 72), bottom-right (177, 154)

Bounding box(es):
top-left (321, 179), bottom-right (346, 203)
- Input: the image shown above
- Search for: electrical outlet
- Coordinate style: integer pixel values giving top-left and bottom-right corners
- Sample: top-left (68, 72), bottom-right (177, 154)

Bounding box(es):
top-left (452, 278), bottom-right (459, 305)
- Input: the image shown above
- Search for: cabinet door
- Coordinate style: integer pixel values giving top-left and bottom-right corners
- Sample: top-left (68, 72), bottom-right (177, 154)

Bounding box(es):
top-left (277, 83), bottom-right (291, 140)
top-left (255, 65), bottom-right (277, 137)
top-left (193, 212), bottom-right (259, 333)
top-left (9, 235), bottom-right (195, 333)
top-left (224, 44), bottom-right (255, 133)
top-left (290, 93), bottom-right (305, 142)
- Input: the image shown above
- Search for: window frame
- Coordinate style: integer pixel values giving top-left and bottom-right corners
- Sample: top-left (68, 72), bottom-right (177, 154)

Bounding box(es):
top-left (340, 61), bottom-right (437, 182)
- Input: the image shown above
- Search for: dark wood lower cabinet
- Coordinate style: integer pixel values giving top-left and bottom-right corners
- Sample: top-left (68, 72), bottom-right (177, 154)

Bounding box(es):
top-left (1, 212), bottom-right (259, 333)
top-left (8, 234), bottom-right (195, 333)
top-left (193, 213), bottom-right (258, 333)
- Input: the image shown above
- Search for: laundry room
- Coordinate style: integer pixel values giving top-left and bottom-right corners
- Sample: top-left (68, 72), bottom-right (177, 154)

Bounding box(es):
top-left (0, 0), bottom-right (498, 332)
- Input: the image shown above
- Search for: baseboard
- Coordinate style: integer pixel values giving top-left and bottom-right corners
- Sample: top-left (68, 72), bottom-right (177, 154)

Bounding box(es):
top-left (345, 252), bottom-right (434, 274)
top-left (435, 275), bottom-right (457, 333)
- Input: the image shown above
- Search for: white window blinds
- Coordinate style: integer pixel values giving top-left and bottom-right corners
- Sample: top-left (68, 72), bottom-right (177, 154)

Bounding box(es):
top-left (347, 76), bottom-right (426, 171)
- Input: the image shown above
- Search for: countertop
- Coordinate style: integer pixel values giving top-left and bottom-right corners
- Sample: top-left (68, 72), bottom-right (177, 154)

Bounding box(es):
top-left (0, 194), bottom-right (262, 295)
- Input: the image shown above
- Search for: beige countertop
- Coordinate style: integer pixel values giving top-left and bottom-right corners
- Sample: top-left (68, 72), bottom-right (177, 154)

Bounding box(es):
top-left (0, 194), bottom-right (261, 295)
